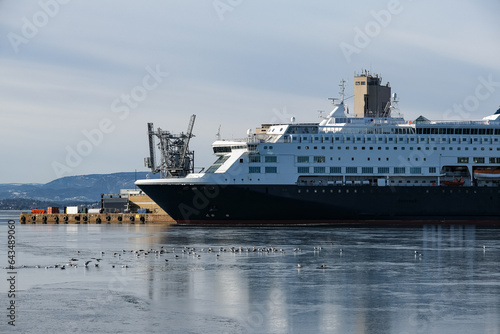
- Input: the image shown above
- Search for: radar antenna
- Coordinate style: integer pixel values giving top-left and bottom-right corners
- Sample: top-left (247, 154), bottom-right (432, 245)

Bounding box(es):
top-left (145, 115), bottom-right (196, 178)
top-left (328, 79), bottom-right (348, 106)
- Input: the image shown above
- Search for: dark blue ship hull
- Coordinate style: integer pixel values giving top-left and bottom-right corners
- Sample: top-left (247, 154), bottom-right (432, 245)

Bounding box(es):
top-left (137, 183), bottom-right (500, 225)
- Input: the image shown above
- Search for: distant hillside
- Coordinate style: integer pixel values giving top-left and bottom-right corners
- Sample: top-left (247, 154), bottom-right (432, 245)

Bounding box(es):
top-left (0, 172), bottom-right (158, 207)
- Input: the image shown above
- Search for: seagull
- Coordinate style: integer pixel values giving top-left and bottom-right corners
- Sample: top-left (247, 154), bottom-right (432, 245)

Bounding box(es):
top-left (320, 264), bottom-right (326, 269)
top-left (84, 261), bottom-right (92, 267)
top-left (297, 264), bottom-right (302, 268)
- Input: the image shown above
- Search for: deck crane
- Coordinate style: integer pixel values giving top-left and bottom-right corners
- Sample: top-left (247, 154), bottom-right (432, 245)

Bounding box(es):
top-left (145, 114), bottom-right (196, 178)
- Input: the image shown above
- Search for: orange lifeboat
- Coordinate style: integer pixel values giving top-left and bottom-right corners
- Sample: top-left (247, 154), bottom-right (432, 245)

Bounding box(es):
top-left (441, 177), bottom-right (464, 186)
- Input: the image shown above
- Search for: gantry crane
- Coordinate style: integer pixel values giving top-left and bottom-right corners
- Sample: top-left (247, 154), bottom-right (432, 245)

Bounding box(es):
top-left (145, 114), bottom-right (196, 178)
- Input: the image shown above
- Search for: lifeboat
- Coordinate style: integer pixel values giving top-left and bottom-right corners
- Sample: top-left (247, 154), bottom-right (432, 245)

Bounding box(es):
top-left (474, 170), bottom-right (500, 180)
top-left (441, 177), bottom-right (464, 186)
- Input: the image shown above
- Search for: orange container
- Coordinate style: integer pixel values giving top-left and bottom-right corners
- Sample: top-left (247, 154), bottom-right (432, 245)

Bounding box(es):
top-left (47, 207), bottom-right (59, 214)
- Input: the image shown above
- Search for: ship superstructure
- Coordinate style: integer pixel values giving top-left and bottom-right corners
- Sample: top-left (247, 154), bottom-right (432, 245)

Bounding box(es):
top-left (136, 73), bottom-right (500, 225)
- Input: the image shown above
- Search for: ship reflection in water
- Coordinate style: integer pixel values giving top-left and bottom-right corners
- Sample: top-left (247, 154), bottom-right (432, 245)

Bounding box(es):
top-left (1, 221), bottom-right (499, 333)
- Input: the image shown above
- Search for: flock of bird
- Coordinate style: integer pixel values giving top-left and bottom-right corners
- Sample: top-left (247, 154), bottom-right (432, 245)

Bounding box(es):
top-left (5, 243), bottom-right (347, 271)
top-left (4, 244), bottom-right (491, 271)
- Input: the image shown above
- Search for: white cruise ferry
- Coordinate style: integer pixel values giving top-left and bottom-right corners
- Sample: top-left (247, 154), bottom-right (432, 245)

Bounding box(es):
top-left (136, 73), bottom-right (500, 225)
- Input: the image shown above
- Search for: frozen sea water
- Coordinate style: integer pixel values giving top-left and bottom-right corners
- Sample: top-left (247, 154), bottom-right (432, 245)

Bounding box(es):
top-left (1, 211), bottom-right (500, 333)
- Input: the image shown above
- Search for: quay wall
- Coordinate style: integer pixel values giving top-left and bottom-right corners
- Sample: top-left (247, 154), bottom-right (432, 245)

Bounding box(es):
top-left (20, 212), bottom-right (176, 225)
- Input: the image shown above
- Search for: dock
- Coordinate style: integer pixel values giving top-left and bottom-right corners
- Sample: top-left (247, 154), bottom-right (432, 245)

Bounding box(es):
top-left (19, 212), bottom-right (176, 225)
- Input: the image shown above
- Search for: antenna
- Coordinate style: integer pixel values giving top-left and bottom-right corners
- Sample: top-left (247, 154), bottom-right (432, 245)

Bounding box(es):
top-left (339, 79), bottom-right (346, 103)
top-left (216, 124), bottom-right (221, 140)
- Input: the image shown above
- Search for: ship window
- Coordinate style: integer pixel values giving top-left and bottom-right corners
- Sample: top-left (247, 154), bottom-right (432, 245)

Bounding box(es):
top-left (473, 157), bottom-right (485, 163)
top-left (362, 167), bottom-right (373, 173)
top-left (297, 167), bottom-right (309, 173)
top-left (490, 157), bottom-right (500, 163)
top-left (298, 146), bottom-right (301, 149)
top-left (249, 155), bottom-right (261, 163)
top-left (394, 167), bottom-right (405, 174)
top-left (314, 156), bottom-right (326, 163)
top-left (213, 146), bottom-right (232, 153)
top-left (265, 167), bottom-right (277, 173)
top-left (265, 156), bottom-right (277, 163)
top-left (264, 146), bottom-right (267, 149)
top-left (457, 157), bottom-right (469, 163)
top-left (410, 167), bottom-right (421, 174)
top-left (297, 156), bottom-right (309, 163)
top-left (249, 167), bottom-right (261, 173)
top-left (346, 167), bottom-right (357, 174)
top-left (378, 167), bottom-right (389, 174)
top-left (206, 155), bottom-right (230, 173)
top-left (314, 167), bottom-right (325, 174)
top-left (330, 167), bottom-right (341, 174)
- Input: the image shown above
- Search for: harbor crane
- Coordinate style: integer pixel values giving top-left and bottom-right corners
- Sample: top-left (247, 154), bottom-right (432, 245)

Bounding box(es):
top-left (145, 114), bottom-right (196, 178)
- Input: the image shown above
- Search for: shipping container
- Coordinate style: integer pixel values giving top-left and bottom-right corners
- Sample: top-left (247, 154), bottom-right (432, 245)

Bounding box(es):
top-left (47, 207), bottom-right (59, 214)
top-left (31, 209), bottom-right (46, 214)
top-left (66, 206), bottom-right (79, 214)
top-left (88, 208), bottom-right (101, 214)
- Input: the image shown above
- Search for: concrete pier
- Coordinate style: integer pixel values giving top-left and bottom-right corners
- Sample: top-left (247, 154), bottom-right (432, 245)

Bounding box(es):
top-left (20, 212), bottom-right (176, 225)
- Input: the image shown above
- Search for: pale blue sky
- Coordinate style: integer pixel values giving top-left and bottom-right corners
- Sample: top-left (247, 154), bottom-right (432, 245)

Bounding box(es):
top-left (1, 0), bottom-right (499, 183)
